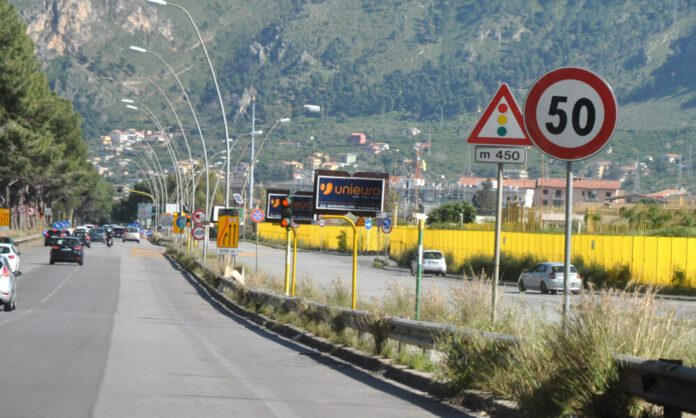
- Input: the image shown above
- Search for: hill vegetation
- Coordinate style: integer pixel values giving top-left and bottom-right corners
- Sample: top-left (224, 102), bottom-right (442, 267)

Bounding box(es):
top-left (10, 0), bottom-right (696, 193)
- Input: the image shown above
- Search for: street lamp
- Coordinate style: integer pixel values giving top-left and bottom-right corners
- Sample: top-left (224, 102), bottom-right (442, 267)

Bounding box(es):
top-left (143, 0), bottom-right (232, 210)
top-left (128, 45), bottom-right (210, 219)
top-left (124, 100), bottom-right (186, 215)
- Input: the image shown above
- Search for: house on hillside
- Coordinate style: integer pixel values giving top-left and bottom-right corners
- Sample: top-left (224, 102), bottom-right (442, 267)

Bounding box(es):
top-left (534, 178), bottom-right (623, 207)
top-left (347, 133), bottom-right (367, 145)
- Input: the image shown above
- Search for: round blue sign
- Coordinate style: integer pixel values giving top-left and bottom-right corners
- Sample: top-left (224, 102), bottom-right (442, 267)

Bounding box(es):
top-left (365, 218), bottom-right (373, 230)
top-left (382, 218), bottom-right (392, 229)
top-left (176, 217), bottom-right (187, 229)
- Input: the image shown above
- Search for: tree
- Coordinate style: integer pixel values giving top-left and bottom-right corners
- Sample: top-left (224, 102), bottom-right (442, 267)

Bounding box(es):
top-left (472, 180), bottom-right (496, 216)
top-left (426, 201), bottom-right (476, 225)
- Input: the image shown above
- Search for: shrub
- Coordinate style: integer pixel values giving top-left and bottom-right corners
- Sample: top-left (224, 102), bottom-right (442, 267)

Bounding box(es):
top-left (337, 230), bottom-right (348, 252)
top-left (573, 256), bottom-right (631, 289)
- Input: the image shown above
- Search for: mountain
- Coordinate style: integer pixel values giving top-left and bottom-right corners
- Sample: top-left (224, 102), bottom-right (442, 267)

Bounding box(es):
top-left (9, 0), bottom-right (696, 193)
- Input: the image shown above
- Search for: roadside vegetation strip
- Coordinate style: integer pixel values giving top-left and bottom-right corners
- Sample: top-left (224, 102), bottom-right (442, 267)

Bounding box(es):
top-left (162, 242), bottom-right (696, 417)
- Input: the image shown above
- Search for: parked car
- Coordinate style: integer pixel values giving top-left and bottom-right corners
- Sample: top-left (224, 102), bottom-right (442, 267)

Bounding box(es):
top-left (411, 250), bottom-right (447, 277)
top-left (74, 231), bottom-right (91, 248)
top-left (0, 256), bottom-right (19, 311)
top-left (49, 237), bottom-right (84, 265)
top-left (518, 262), bottom-right (582, 294)
top-left (0, 243), bottom-right (21, 272)
top-left (89, 228), bottom-right (106, 244)
top-left (122, 227), bottom-right (140, 243)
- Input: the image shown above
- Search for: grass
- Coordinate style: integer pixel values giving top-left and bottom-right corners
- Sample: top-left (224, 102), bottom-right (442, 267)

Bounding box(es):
top-left (166, 243), bottom-right (696, 416)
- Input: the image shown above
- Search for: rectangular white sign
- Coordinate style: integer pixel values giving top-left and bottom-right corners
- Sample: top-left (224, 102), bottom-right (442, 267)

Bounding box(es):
top-left (475, 146), bottom-right (527, 164)
top-left (216, 247), bottom-right (238, 255)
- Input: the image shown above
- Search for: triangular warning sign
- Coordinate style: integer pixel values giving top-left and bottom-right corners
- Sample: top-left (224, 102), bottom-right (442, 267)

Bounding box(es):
top-left (467, 83), bottom-right (532, 146)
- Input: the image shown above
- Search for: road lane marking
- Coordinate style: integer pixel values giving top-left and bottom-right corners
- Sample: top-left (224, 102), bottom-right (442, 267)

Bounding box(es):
top-left (0, 266), bottom-right (80, 327)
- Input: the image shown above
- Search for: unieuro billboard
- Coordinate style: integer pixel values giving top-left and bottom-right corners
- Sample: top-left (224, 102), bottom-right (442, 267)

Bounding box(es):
top-left (265, 190), bottom-right (315, 224)
top-left (313, 171), bottom-right (388, 215)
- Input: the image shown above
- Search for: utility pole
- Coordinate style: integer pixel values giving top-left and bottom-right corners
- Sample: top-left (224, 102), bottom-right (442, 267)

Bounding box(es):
top-left (249, 100), bottom-right (256, 211)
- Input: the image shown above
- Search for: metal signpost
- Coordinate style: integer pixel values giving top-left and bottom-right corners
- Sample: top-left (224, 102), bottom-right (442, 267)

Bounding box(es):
top-left (250, 208), bottom-right (265, 272)
top-left (313, 170), bottom-right (389, 310)
top-left (467, 83), bottom-right (532, 324)
top-left (524, 67), bottom-right (618, 324)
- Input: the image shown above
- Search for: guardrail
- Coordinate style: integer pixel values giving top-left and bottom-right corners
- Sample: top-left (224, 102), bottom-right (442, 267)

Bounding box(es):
top-left (15, 234), bottom-right (42, 245)
top-left (197, 258), bottom-right (696, 416)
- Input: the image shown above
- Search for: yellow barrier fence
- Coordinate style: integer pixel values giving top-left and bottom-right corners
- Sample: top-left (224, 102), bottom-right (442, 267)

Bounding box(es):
top-left (258, 223), bottom-right (696, 286)
top-left (390, 228), bottom-right (696, 287)
top-left (258, 222), bottom-right (388, 253)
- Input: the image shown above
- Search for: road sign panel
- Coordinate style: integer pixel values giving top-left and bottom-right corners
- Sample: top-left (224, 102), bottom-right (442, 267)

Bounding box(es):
top-left (217, 215), bottom-right (239, 249)
top-left (382, 218), bottom-right (392, 229)
top-left (313, 171), bottom-right (388, 216)
top-left (468, 83), bottom-right (532, 146)
top-left (317, 218), bottom-right (326, 227)
top-left (216, 247), bottom-right (238, 255)
top-left (192, 209), bottom-right (205, 224)
top-left (475, 146), bottom-right (527, 164)
top-left (176, 216), bottom-right (187, 229)
top-left (44, 207), bottom-right (52, 217)
top-left (0, 208), bottom-right (9, 230)
top-left (191, 225), bottom-right (206, 241)
top-left (524, 67), bottom-right (617, 161)
top-left (365, 218), bottom-right (373, 230)
top-left (250, 208), bottom-right (265, 223)
top-left (27, 207), bottom-right (35, 216)
top-left (18, 205), bottom-right (26, 214)
top-left (381, 223), bottom-right (392, 234)
top-left (265, 190), bottom-right (315, 224)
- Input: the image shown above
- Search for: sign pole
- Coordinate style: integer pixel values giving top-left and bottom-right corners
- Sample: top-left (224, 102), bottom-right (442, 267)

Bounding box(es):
top-left (492, 163), bottom-right (504, 325)
top-left (255, 225), bottom-right (259, 273)
top-left (563, 161), bottom-right (573, 326)
top-left (284, 227), bottom-right (291, 296)
top-left (415, 218), bottom-right (424, 321)
top-left (291, 229), bottom-right (298, 296)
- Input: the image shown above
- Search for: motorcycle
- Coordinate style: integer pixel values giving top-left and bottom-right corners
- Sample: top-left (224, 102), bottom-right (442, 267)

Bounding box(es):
top-left (106, 236), bottom-right (113, 247)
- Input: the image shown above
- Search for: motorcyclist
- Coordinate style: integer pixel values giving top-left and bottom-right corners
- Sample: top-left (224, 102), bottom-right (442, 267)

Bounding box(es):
top-left (105, 229), bottom-right (114, 247)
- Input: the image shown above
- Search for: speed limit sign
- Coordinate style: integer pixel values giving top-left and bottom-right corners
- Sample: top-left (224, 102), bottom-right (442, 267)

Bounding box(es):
top-left (524, 67), bottom-right (617, 161)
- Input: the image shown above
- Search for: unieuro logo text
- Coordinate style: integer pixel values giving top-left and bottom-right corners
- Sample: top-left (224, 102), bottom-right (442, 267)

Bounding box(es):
top-left (320, 181), bottom-right (380, 197)
top-left (271, 198), bottom-right (281, 208)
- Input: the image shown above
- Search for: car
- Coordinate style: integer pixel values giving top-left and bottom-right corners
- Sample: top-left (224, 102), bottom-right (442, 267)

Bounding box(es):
top-left (0, 256), bottom-right (20, 311)
top-left (73, 231), bottom-right (91, 248)
top-left (0, 237), bottom-right (15, 246)
top-left (518, 262), bottom-right (583, 295)
top-left (411, 250), bottom-right (447, 277)
top-left (44, 228), bottom-right (66, 246)
top-left (89, 228), bottom-right (106, 244)
top-left (0, 243), bottom-right (21, 272)
top-left (122, 227), bottom-right (140, 243)
top-left (112, 226), bottom-right (125, 238)
top-left (50, 237), bottom-right (84, 265)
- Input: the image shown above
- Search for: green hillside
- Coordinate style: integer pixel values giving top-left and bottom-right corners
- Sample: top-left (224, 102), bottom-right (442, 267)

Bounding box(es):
top-left (10, 0), bottom-right (696, 192)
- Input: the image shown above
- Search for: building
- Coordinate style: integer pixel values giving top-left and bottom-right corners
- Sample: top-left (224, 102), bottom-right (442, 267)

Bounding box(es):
top-left (339, 153), bottom-right (357, 165)
top-left (347, 133), bottom-right (367, 145)
top-left (534, 178), bottom-right (623, 207)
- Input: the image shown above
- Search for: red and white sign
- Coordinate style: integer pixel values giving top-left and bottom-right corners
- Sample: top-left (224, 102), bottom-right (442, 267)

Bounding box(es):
top-left (18, 205), bottom-right (26, 214)
top-left (191, 225), bottom-right (206, 241)
top-left (250, 208), bottom-right (265, 223)
top-left (467, 83), bottom-right (532, 146)
top-left (192, 209), bottom-right (205, 225)
top-left (524, 67), bottom-right (617, 161)
top-left (27, 207), bottom-right (36, 216)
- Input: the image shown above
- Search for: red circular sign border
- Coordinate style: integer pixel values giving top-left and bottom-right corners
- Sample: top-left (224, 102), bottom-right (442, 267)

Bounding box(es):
top-left (191, 225), bottom-right (206, 240)
top-left (192, 209), bottom-right (205, 224)
top-left (250, 208), bottom-right (265, 223)
top-left (524, 67), bottom-right (617, 161)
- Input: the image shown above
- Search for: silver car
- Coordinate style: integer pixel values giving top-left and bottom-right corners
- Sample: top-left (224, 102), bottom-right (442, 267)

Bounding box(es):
top-left (0, 255), bottom-right (20, 311)
top-left (411, 250), bottom-right (447, 277)
top-left (518, 262), bottom-right (582, 294)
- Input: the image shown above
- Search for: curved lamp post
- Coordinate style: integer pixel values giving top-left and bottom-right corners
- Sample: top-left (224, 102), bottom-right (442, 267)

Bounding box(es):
top-left (124, 102), bottom-right (185, 215)
top-left (144, 0), bottom-right (232, 209)
top-left (129, 45), bottom-right (210, 219)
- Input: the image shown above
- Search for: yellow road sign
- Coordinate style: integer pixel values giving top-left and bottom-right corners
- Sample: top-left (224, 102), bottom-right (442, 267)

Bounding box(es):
top-left (217, 215), bottom-right (239, 248)
top-left (0, 208), bottom-right (9, 230)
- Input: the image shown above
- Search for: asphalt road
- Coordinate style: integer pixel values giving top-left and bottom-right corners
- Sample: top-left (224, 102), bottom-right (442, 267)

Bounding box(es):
top-left (230, 240), bottom-right (696, 320)
top-left (0, 240), bottom-right (473, 418)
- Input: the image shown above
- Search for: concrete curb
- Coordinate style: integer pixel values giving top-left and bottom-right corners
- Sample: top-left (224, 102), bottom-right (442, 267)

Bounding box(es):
top-left (164, 251), bottom-right (520, 417)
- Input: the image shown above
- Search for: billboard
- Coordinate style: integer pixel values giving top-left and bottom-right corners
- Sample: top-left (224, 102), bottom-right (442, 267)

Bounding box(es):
top-left (313, 170), bottom-right (388, 216)
top-left (265, 190), bottom-right (316, 224)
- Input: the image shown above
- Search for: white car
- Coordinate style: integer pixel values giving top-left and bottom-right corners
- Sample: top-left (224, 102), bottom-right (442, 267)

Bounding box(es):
top-left (518, 262), bottom-right (582, 294)
top-left (0, 255), bottom-right (20, 311)
top-left (411, 250), bottom-right (447, 277)
top-left (0, 243), bottom-right (21, 272)
top-left (122, 227), bottom-right (140, 243)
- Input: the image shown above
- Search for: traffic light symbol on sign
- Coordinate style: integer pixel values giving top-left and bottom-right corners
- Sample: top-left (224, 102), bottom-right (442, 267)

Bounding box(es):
top-left (280, 197), bottom-right (293, 228)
